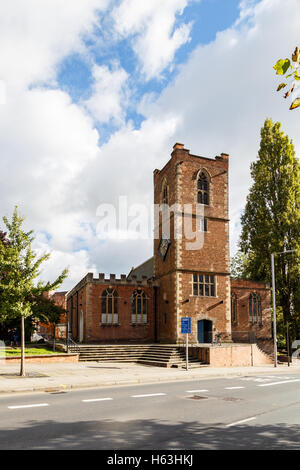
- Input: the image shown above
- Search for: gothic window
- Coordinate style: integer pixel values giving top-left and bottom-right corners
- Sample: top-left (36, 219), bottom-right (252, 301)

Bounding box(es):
top-left (231, 293), bottom-right (237, 323)
top-left (193, 274), bottom-right (215, 297)
top-left (197, 172), bottom-right (209, 205)
top-left (101, 288), bottom-right (118, 324)
top-left (249, 293), bottom-right (261, 324)
top-left (132, 289), bottom-right (147, 324)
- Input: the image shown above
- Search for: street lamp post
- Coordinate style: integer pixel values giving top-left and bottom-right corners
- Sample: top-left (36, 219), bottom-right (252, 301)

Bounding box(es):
top-left (271, 249), bottom-right (296, 368)
top-left (271, 253), bottom-right (277, 367)
top-left (286, 321), bottom-right (290, 367)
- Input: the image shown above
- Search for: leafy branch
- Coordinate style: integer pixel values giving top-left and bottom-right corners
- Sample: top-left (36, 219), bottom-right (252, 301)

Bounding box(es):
top-left (273, 46), bottom-right (300, 110)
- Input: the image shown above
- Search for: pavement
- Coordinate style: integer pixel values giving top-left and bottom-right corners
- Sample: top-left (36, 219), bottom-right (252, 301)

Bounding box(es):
top-left (1, 358), bottom-right (300, 395)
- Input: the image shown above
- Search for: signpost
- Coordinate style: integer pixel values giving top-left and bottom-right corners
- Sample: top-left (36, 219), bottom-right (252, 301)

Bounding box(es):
top-left (181, 317), bottom-right (191, 371)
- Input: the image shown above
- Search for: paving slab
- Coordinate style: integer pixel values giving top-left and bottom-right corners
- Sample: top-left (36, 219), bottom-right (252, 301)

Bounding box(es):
top-left (0, 358), bottom-right (299, 395)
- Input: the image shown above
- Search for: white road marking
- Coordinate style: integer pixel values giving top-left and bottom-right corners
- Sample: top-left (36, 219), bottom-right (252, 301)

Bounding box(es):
top-left (82, 398), bottom-right (113, 403)
top-left (241, 375), bottom-right (295, 383)
top-left (8, 403), bottom-right (49, 409)
top-left (225, 386), bottom-right (245, 390)
top-left (258, 379), bottom-right (300, 387)
top-left (225, 417), bottom-right (256, 428)
top-left (185, 389), bottom-right (209, 393)
top-left (131, 393), bottom-right (166, 398)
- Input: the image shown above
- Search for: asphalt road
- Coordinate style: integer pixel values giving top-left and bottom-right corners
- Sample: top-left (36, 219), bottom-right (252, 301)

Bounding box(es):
top-left (0, 371), bottom-right (299, 450)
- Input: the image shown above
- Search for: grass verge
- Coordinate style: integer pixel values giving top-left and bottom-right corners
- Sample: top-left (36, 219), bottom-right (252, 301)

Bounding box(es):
top-left (0, 347), bottom-right (64, 357)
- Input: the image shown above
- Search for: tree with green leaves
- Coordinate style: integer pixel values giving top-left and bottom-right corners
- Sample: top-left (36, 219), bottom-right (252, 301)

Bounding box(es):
top-left (31, 295), bottom-right (67, 351)
top-left (0, 207), bottom-right (68, 376)
top-left (273, 46), bottom-right (300, 110)
top-left (0, 230), bottom-right (10, 246)
top-left (240, 118), bottom-right (300, 349)
top-left (230, 250), bottom-right (251, 279)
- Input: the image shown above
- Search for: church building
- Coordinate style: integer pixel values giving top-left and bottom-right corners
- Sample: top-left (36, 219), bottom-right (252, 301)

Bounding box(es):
top-left (66, 143), bottom-right (272, 348)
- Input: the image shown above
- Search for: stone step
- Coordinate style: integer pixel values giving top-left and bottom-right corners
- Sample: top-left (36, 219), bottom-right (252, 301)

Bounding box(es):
top-left (78, 349), bottom-right (187, 356)
top-left (73, 343), bottom-right (205, 368)
top-left (78, 348), bottom-right (180, 353)
top-left (78, 350), bottom-right (179, 356)
top-left (79, 352), bottom-right (198, 359)
top-left (79, 352), bottom-right (180, 358)
top-left (78, 348), bottom-right (173, 352)
top-left (79, 354), bottom-right (204, 366)
top-left (76, 347), bottom-right (181, 353)
top-left (137, 359), bottom-right (206, 368)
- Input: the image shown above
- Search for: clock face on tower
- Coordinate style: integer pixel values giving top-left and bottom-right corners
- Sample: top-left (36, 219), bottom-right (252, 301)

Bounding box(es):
top-left (158, 234), bottom-right (171, 261)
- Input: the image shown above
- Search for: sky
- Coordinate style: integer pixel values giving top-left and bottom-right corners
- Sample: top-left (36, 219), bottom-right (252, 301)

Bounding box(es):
top-left (0, 0), bottom-right (299, 290)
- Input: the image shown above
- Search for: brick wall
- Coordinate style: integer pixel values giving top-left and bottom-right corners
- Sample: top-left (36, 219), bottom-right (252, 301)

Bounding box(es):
top-left (208, 344), bottom-right (273, 366)
top-left (38, 291), bottom-right (67, 339)
top-left (4, 354), bottom-right (78, 363)
top-left (230, 279), bottom-right (272, 342)
top-left (153, 143), bottom-right (231, 343)
top-left (67, 274), bottom-right (155, 343)
top-left (65, 143), bottom-right (272, 348)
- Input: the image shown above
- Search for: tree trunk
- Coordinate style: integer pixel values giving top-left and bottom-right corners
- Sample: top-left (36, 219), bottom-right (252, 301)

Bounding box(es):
top-left (20, 315), bottom-right (25, 377)
top-left (53, 323), bottom-right (56, 352)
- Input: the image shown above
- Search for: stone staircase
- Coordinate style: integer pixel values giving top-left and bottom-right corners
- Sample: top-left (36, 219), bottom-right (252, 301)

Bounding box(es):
top-left (71, 344), bottom-right (206, 368)
top-left (256, 339), bottom-right (275, 363)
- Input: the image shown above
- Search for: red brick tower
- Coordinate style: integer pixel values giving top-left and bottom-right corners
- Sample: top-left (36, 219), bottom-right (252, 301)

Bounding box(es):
top-left (153, 143), bottom-right (231, 343)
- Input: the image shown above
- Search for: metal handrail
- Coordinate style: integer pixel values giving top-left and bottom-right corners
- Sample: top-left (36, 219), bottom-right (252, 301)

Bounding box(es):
top-left (67, 337), bottom-right (80, 354)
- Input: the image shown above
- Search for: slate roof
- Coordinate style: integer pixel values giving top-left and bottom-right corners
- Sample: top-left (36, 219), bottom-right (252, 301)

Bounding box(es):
top-left (127, 257), bottom-right (154, 281)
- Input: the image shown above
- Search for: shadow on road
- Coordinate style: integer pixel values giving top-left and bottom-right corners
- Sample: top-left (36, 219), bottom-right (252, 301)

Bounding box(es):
top-left (0, 418), bottom-right (299, 450)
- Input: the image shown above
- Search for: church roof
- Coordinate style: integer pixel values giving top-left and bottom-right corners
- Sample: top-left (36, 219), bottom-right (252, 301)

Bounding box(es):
top-left (127, 257), bottom-right (154, 281)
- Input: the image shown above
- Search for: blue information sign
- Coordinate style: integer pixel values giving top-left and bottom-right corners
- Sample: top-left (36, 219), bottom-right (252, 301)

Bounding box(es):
top-left (181, 317), bottom-right (191, 334)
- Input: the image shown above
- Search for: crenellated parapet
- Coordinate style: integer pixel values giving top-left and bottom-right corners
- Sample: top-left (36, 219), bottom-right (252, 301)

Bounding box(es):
top-left (67, 272), bottom-right (155, 300)
top-left (96, 273), bottom-right (153, 287)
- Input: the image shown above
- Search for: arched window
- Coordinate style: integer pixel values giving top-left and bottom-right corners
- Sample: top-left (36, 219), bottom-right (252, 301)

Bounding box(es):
top-left (101, 288), bottom-right (118, 324)
top-left (161, 180), bottom-right (168, 205)
top-left (132, 289), bottom-right (147, 324)
top-left (249, 293), bottom-right (261, 324)
top-left (197, 172), bottom-right (209, 205)
top-left (231, 293), bottom-right (237, 323)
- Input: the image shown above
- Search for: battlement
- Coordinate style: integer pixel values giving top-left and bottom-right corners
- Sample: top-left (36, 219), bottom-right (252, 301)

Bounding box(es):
top-left (96, 273), bottom-right (152, 286)
top-left (67, 273), bottom-right (154, 299)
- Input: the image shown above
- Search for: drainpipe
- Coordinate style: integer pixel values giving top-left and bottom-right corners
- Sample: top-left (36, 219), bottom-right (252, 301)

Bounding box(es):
top-left (154, 286), bottom-right (158, 343)
top-left (76, 291), bottom-right (79, 341)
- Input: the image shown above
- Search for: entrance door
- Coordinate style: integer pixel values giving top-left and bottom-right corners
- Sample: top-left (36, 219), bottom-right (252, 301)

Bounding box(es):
top-left (197, 320), bottom-right (213, 343)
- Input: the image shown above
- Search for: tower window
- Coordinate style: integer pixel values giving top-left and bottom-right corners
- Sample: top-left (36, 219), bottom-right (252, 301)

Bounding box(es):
top-left (197, 172), bottom-right (209, 205)
top-left (193, 274), bottom-right (215, 297)
top-left (162, 180), bottom-right (168, 205)
top-left (199, 217), bottom-right (208, 232)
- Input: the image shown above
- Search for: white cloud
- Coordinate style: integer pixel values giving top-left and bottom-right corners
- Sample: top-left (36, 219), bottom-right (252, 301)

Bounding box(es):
top-left (1, 0), bottom-right (299, 291)
top-left (0, 86), bottom-right (100, 251)
top-left (137, 0), bottom-right (300, 254)
top-left (84, 62), bottom-right (128, 124)
top-left (111, 0), bottom-right (193, 79)
top-left (0, 0), bottom-right (110, 92)
top-left (34, 232), bottom-right (97, 291)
